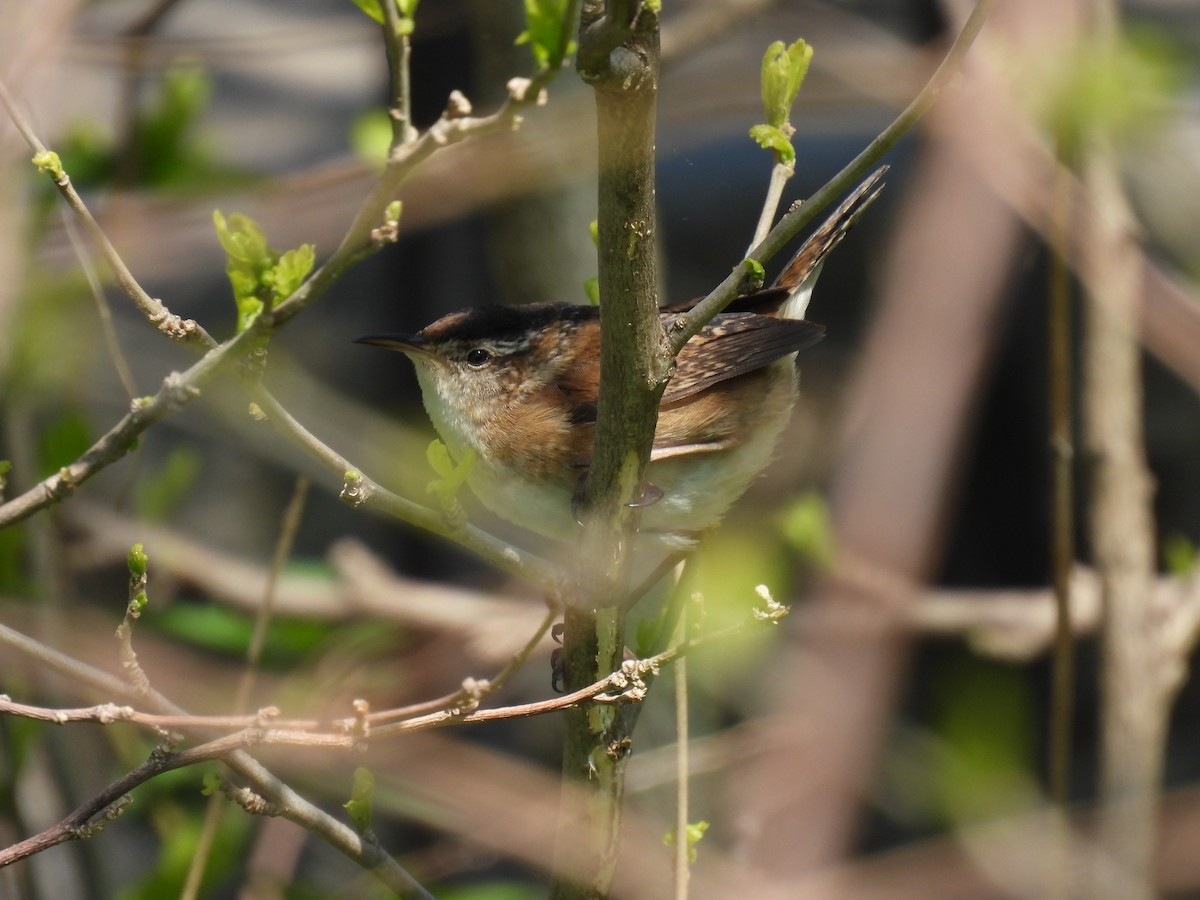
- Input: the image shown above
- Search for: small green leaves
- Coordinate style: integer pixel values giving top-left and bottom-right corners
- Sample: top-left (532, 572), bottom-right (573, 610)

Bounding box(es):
top-left (350, 0), bottom-right (419, 35)
top-left (213, 211), bottom-right (315, 332)
top-left (749, 39), bottom-right (813, 163)
top-left (200, 770), bottom-right (223, 796)
top-left (32, 150), bottom-right (64, 180)
top-left (583, 276), bottom-right (600, 306)
top-left (343, 767), bottom-right (376, 833)
top-left (517, 0), bottom-right (575, 68)
top-left (426, 439), bottom-right (475, 516)
top-left (742, 257), bottom-right (765, 290)
top-left (748, 124), bottom-right (795, 161)
top-left (0, 460), bottom-right (10, 495)
top-left (663, 820), bottom-right (710, 863)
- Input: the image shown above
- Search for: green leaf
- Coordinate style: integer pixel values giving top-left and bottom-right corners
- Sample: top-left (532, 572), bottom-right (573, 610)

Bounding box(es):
top-left (349, 0), bottom-right (385, 24)
top-left (349, 0), bottom-right (417, 34)
top-left (344, 767), bottom-right (375, 833)
top-left (213, 210), bottom-right (269, 265)
top-left (760, 39), bottom-right (812, 129)
top-left (274, 244), bottom-right (316, 298)
top-left (748, 124), bottom-right (795, 163)
top-left (517, 0), bottom-right (572, 68)
top-left (583, 276), bottom-right (600, 305)
top-left (213, 210), bottom-right (315, 332)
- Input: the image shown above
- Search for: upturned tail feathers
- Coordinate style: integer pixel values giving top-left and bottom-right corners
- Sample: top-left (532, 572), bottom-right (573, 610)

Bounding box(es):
top-left (771, 166), bottom-right (888, 319)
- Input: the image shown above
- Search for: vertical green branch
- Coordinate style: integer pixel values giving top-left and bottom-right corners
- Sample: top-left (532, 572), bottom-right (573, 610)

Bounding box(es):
top-left (553, 1), bottom-right (663, 897)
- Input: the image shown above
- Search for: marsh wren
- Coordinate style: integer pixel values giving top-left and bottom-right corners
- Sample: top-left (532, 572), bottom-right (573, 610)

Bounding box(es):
top-left (357, 170), bottom-right (885, 546)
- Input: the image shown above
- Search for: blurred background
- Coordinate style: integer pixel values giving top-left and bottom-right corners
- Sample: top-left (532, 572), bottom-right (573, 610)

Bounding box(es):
top-left (3, 0), bottom-right (1200, 897)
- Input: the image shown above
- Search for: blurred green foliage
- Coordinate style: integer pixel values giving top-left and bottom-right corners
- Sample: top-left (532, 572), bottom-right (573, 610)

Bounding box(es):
top-left (53, 60), bottom-right (248, 194)
top-left (663, 819), bottom-right (709, 863)
top-left (153, 602), bottom-right (331, 668)
top-left (116, 798), bottom-right (251, 900)
top-left (133, 445), bottom-right (202, 521)
top-left (1164, 533), bottom-right (1197, 578)
top-left (777, 491), bottom-right (834, 569)
top-left (1017, 27), bottom-right (1184, 160)
top-left (351, 108), bottom-right (394, 166)
top-left (436, 882), bottom-right (543, 900)
top-left (36, 410), bottom-right (93, 479)
top-left (931, 654), bottom-right (1036, 824)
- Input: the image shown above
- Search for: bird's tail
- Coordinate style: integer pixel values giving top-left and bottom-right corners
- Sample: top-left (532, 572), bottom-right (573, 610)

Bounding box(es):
top-left (771, 165), bottom-right (888, 320)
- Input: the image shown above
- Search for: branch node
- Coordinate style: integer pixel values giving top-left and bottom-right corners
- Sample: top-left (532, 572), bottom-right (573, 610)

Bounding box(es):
top-left (506, 77), bottom-right (547, 106)
top-left (225, 784), bottom-right (281, 817)
top-left (349, 698), bottom-right (371, 750)
top-left (339, 470), bottom-right (371, 507)
top-left (161, 372), bottom-right (201, 407)
top-left (444, 89), bottom-right (473, 119)
top-left (74, 795), bottom-right (133, 838)
top-left (95, 703), bottom-right (135, 724)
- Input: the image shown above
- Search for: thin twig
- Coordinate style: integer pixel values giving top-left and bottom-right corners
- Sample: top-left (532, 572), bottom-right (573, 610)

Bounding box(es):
top-left (0, 623), bottom-right (430, 896)
top-left (379, 0), bottom-right (417, 147)
top-left (246, 385), bottom-right (559, 588)
top-left (748, 159), bottom-right (795, 253)
top-left (0, 76), bottom-right (213, 348)
top-left (0, 64), bottom-right (571, 595)
top-left (61, 212), bottom-right (139, 398)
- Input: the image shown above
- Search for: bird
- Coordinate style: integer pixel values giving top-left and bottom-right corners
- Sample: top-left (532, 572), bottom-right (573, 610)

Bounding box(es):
top-left (357, 168), bottom-right (885, 547)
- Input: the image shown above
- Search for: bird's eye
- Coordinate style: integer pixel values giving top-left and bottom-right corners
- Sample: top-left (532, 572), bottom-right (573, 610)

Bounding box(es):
top-left (465, 348), bottom-right (492, 368)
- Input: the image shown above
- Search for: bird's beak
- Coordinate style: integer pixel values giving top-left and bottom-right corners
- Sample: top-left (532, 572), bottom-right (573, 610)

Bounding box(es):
top-left (353, 333), bottom-right (429, 357)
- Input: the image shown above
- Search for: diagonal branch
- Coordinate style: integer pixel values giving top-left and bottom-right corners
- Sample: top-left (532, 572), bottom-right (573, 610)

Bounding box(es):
top-left (668, 0), bottom-right (998, 355)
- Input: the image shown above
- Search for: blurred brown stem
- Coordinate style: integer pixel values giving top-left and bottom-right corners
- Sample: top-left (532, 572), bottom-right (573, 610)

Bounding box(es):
top-left (1083, 130), bottom-right (1164, 900)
